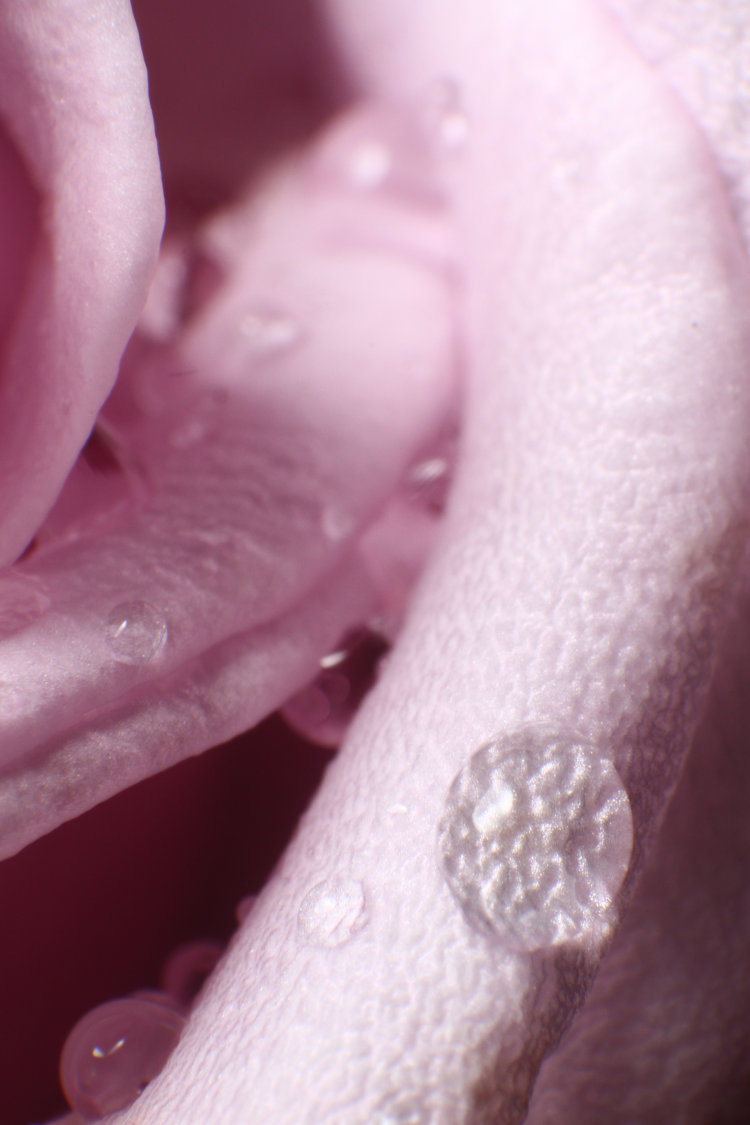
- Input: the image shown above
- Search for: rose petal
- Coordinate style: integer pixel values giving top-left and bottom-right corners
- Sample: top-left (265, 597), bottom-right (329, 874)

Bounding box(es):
top-left (0, 0), bottom-right (163, 563)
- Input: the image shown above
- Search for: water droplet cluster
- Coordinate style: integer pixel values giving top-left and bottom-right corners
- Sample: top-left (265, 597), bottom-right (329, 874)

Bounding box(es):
top-left (437, 728), bottom-right (632, 951)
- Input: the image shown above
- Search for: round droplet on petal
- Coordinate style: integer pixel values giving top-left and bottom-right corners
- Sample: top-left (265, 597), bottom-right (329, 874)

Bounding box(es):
top-left (437, 727), bottom-right (633, 952)
top-left (160, 940), bottom-right (223, 1009)
top-left (59, 995), bottom-right (186, 1120)
top-left (236, 894), bottom-right (258, 925)
top-left (280, 627), bottom-right (390, 748)
top-left (239, 306), bottom-right (303, 356)
top-left (105, 602), bottom-right (168, 665)
top-left (373, 1093), bottom-right (427, 1124)
top-left (297, 877), bottom-right (368, 948)
top-left (426, 77), bottom-right (470, 152)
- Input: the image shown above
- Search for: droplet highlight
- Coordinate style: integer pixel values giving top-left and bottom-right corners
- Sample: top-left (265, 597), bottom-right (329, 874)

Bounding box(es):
top-left (160, 940), bottom-right (223, 1009)
top-left (280, 626), bottom-right (390, 748)
top-left (437, 727), bottom-right (633, 951)
top-left (105, 601), bottom-right (168, 665)
top-left (59, 995), bottom-right (186, 1120)
top-left (297, 877), bottom-right (368, 948)
top-left (427, 78), bottom-right (469, 152)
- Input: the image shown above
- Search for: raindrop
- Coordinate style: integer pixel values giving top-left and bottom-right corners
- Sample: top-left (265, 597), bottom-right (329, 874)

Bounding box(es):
top-left (321, 504), bottom-right (355, 542)
top-left (105, 601), bottom-right (168, 665)
top-left (160, 940), bottom-right (223, 1009)
top-left (59, 995), bottom-right (186, 1120)
top-left (280, 626), bottom-right (390, 748)
top-left (428, 77), bottom-right (470, 152)
top-left (437, 727), bottom-right (633, 951)
top-left (297, 877), bottom-right (368, 948)
top-left (406, 455), bottom-right (452, 515)
top-left (239, 306), bottom-right (302, 356)
top-left (373, 1093), bottom-right (428, 1124)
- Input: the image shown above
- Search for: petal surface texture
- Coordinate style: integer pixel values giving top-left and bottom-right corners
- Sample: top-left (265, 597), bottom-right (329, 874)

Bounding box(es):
top-left (0, 0), bottom-right (164, 563)
top-left (110, 0), bottom-right (750, 1122)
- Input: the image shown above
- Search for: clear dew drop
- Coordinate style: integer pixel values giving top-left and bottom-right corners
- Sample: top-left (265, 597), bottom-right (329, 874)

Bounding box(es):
top-left (280, 626), bottom-right (390, 748)
top-left (105, 601), bottom-right (168, 665)
top-left (297, 877), bottom-right (368, 948)
top-left (437, 727), bottom-right (633, 952)
top-left (239, 306), bottom-right (302, 355)
top-left (427, 77), bottom-right (469, 152)
top-left (373, 1093), bottom-right (428, 1124)
top-left (59, 995), bottom-right (186, 1120)
top-left (159, 940), bottom-right (223, 1010)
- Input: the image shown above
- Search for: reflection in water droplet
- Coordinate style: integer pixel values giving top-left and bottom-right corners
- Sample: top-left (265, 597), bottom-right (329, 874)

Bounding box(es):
top-left (0, 572), bottom-right (49, 638)
top-left (59, 995), bottom-right (185, 1120)
top-left (373, 1093), bottom-right (427, 1124)
top-left (160, 940), bottom-right (223, 1009)
top-left (428, 77), bottom-right (469, 152)
top-left (298, 877), bottom-right (368, 948)
top-left (236, 894), bottom-right (258, 925)
top-left (280, 627), bottom-right (390, 748)
top-left (437, 728), bottom-right (633, 951)
top-left (105, 602), bottom-right (168, 665)
top-left (239, 307), bottom-right (302, 355)
top-left (407, 455), bottom-right (453, 515)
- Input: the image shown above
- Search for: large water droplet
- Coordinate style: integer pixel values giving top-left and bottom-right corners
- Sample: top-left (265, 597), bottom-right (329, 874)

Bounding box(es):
top-left (437, 727), bottom-right (633, 951)
top-left (297, 877), bottom-right (368, 948)
top-left (59, 995), bottom-right (186, 1120)
top-left (280, 627), bottom-right (390, 748)
top-left (160, 940), bottom-right (223, 1009)
top-left (105, 601), bottom-right (168, 665)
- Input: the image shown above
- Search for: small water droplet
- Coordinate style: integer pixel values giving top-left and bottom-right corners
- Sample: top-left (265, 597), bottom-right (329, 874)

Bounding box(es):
top-left (321, 504), bottom-right (355, 542)
top-left (387, 803), bottom-right (409, 817)
top-left (59, 995), bottom-right (185, 1120)
top-left (239, 307), bottom-right (302, 355)
top-left (105, 601), bottom-right (168, 665)
top-left (280, 627), bottom-right (390, 748)
top-left (348, 140), bottom-right (393, 189)
top-left (407, 455), bottom-right (453, 514)
top-left (297, 877), bottom-right (368, 948)
top-left (437, 727), bottom-right (633, 952)
top-left (160, 940), bottom-right (223, 1009)
top-left (373, 1093), bottom-right (428, 1124)
top-left (236, 894), bottom-right (258, 925)
top-left (169, 415), bottom-right (208, 450)
top-left (428, 78), bottom-right (469, 152)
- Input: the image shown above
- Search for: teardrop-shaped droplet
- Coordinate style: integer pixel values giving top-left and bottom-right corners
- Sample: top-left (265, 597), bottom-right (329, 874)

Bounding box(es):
top-left (160, 940), bottom-right (223, 1009)
top-left (280, 627), bottom-right (390, 748)
top-left (105, 601), bottom-right (168, 665)
top-left (59, 995), bottom-right (186, 1120)
top-left (437, 727), bottom-right (633, 951)
top-left (297, 877), bottom-right (368, 948)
